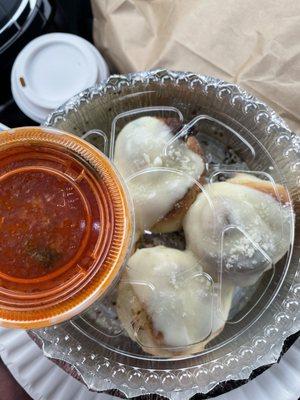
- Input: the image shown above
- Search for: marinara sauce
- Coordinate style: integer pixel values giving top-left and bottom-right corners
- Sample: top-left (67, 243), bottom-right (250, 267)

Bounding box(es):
top-left (0, 127), bottom-right (132, 328)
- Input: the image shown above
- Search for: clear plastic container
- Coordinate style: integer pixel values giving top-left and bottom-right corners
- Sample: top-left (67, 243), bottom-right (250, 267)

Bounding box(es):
top-left (31, 70), bottom-right (300, 399)
top-left (0, 126), bottom-right (133, 329)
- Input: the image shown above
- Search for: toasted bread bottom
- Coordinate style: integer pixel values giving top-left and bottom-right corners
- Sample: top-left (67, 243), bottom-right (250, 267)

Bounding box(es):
top-left (151, 136), bottom-right (205, 234)
top-left (229, 174), bottom-right (290, 204)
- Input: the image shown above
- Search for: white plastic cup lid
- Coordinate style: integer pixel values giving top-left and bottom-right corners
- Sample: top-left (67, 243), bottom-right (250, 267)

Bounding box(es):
top-left (11, 33), bottom-right (110, 123)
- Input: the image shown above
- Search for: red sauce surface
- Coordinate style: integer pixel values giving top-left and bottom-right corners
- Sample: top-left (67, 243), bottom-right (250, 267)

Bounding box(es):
top-left (0, 169), bottom-right (87, 279)
top-left (0, 142), bottom-right (107, 284)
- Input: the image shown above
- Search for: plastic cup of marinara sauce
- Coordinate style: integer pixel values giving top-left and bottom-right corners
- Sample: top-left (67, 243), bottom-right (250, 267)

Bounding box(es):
top-left (0, 126), bottom-right (133, 329)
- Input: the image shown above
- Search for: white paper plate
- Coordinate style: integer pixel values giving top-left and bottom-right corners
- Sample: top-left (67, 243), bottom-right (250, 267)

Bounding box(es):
top-left (0, 328), bottom-right (115, 400)
top-left (0, 123), bottom-right (9, 131)
top-left (0, 328), bottom-right (299, 400)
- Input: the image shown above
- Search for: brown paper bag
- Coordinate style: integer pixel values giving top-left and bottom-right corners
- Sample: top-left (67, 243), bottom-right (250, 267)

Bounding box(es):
top-left (92, 0), bottom-right (300, 134)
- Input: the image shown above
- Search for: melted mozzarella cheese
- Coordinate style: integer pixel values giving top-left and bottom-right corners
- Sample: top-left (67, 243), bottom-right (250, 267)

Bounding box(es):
top-left (114, 117), bottom-right (204, 235)
top-left (126, 246), bottom-right (233, 348)
top-left (183, 180), bottom-right (292, 287)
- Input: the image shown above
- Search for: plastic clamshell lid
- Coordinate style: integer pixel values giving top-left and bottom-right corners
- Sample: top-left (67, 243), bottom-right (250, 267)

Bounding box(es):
top-left (26, 71), bottom-right (300, 400)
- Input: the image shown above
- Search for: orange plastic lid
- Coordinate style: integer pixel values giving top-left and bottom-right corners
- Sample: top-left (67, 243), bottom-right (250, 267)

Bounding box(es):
top-left (0, 127), bottom-right (133, 329)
